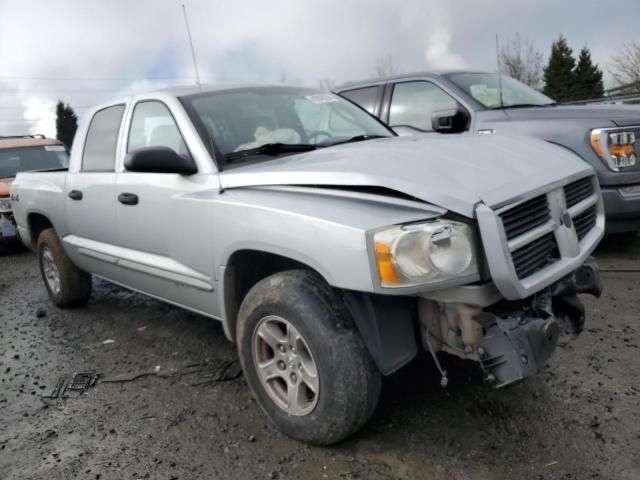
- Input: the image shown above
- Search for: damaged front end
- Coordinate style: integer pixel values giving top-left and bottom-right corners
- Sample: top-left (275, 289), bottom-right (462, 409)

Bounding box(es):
top-left (419, 258), bottom-right (602, 388)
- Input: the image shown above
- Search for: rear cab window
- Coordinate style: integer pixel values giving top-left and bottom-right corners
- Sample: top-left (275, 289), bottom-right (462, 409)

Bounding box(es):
top-left (82, 105), bottom-right (125, 172)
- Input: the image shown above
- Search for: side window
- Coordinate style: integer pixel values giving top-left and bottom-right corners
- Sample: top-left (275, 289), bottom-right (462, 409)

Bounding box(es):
top-left (82, 105), bottom-right (125, 171)
top-left (127, 101), bottom-right (189, 157)
top-left (389, 81), bottom-right (458, 131)
top-left (339, 87), bottom-right (380, 114)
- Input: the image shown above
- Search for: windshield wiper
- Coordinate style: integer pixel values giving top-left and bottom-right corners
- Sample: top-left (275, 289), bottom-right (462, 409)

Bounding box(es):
top-left (325, 134), bottom-right (388, 147)
top-left (224, 143), bottom-right (320, 162)
top-left (490, 103), bottom-right (557, 110)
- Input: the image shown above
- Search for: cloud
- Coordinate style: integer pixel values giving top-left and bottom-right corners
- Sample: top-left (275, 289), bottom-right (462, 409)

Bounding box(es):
top-left (424, 27), bottom-right (466, 69)
top-left (0, 0), bottom-right (638, 136)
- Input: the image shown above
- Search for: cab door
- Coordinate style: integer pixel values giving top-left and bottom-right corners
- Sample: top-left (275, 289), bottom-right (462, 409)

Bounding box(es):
top-left (64, 104), bottom-right (124, 276)
top-left (114, 99), bottom-right (217, 314)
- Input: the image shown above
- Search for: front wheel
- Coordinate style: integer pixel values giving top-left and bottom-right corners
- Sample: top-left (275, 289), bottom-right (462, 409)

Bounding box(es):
top-left (236, 269), bottom-right (381, 445)
top-left (37, 228), bottom-right (92, 308)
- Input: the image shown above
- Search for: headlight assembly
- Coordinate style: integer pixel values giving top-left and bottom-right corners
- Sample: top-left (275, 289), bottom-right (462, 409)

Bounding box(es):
top-left (591, 127), bottom-right (639, 171)
top-left (372, 220), bottom-right (478, 288)
top-left (0, 198), bottom-right (11, 213)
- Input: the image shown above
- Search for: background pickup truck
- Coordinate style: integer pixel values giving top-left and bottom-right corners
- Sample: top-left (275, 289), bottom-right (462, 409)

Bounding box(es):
top-left (11, 85), bottom-right (604, 444)
top-left (335, 71), bottom-right (640, 234)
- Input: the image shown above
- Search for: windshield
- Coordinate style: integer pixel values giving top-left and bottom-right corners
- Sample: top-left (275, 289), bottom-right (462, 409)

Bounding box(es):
top-left (0, 145), bottom-right (69, 178)
top-left (445, 72), bottom-right (556, 109)
top-left (181, 87), bottom-right (393, 165)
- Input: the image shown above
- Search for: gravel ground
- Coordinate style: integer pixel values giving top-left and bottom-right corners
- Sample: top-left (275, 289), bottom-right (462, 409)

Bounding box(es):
top-left (1, 236), bottom-right (638, 480)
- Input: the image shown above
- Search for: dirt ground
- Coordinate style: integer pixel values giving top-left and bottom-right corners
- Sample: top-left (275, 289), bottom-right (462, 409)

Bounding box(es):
top-left (1, 236), bottom-right (638, 480)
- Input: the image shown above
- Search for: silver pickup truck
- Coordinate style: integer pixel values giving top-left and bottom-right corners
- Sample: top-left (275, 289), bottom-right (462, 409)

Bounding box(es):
top-left (11, 85), bottom-right (604, 444)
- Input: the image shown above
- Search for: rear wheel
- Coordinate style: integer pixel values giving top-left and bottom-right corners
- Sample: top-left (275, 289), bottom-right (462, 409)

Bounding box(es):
top-left (37, 228), bottom-right (92, 307)
top-left (236, 269), bottom-right (381, 445)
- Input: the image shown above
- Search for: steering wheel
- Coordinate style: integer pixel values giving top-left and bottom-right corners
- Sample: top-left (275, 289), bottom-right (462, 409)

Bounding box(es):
top-left (306, 130), bottom-right (332, 145)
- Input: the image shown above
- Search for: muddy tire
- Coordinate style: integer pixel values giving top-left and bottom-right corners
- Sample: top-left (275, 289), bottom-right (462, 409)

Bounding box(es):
top-left (37, 228), bottom-right (92, 308)
top-left (236, 269), bottom-right (381, 445)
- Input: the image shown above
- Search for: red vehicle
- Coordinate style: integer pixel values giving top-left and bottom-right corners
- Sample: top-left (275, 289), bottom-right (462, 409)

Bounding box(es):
top-left (0, 135), bottom-right (69, 246)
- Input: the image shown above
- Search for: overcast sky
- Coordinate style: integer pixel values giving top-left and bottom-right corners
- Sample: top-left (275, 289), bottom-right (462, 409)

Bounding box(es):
top-left (1, 0), bottom-right (638, 137)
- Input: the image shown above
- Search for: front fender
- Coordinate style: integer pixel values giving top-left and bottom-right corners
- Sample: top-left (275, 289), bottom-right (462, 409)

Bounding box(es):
top-left (212, 186), bottom-right (443, 292)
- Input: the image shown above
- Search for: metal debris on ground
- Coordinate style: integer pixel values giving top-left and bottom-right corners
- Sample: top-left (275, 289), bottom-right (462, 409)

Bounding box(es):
top-left (190, 359), bottom-right (243, 386)
top-left (42, 372), bottom-right (100, 399)
top-left (100, 358), bottom-right (242, 385)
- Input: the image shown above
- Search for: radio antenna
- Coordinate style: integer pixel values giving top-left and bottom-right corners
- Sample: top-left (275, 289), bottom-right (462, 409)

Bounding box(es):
top-left (495, 33), bottom-right (504, 108)
top-left (182, 4), bottom-right (202, 90)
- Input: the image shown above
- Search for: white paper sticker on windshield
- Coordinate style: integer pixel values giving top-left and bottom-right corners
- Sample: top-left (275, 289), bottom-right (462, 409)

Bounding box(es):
top-left (306, 94), bottom-right (339, 104)
top-left (44, 145), bottom-right (66, 152)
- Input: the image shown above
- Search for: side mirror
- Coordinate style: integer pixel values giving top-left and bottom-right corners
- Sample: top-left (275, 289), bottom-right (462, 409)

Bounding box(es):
top-left (124, 146), bottom-right (197, 175)
top-left (431, 106), bottom-right (470, 134)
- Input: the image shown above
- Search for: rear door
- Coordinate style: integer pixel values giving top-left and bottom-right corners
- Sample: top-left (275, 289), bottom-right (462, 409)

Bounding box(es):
top-left (64, 104), bottom-right (125, 274)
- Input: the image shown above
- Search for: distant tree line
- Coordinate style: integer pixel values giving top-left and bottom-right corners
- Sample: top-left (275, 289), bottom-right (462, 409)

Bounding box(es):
top-left (499, 35), bottom-right (604, 102)
top-left (318, 36), bottom-right (640, 105)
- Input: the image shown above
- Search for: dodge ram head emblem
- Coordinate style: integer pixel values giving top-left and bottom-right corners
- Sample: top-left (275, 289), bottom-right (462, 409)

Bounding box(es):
top-left (560, 211), bottom-right (573, 228)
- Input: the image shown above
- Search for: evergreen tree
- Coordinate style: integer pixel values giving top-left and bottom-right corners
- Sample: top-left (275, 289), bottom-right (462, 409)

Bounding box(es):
top-left (55, 101), bottom-right (78, 148)
top-left (543, 36), bottom-right (576, 102)
top-left (574, 47), bottom-right (604, 100)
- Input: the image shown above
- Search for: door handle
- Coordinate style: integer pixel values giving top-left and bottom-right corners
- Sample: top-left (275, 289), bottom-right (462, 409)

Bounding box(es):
top-left (118, 192), bottom-right (139, 205)
top-left (68, 190), bottom-right (83, 200)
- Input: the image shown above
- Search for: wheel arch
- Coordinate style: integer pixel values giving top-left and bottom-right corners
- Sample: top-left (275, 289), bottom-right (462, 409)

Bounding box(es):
top-left (219, 248), bottom-right (418, 376)
top-left (26, 212), bottom-right (54, 249)
top-left (220, 248), bottom-right (330, 341)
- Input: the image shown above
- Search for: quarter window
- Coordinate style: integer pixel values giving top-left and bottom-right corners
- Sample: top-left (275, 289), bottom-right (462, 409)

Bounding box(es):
top-left (389, 81), bottom-right (458, 131)
top-left (339, 87), bottom-right (380, 114)
top-left (82, 105), bottom-right (125, 171)
top-left (127, 101), bottom-right (189, 157)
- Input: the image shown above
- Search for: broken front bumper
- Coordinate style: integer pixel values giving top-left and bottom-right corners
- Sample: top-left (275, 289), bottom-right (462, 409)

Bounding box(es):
top-left (476, 259), bottom-right (602, 388)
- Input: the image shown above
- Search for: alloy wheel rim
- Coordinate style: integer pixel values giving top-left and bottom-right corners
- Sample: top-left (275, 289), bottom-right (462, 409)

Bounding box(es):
top-left (42, 247), bottom-right (61, 295)
top-left (252, 315), bottom-right (319, 416)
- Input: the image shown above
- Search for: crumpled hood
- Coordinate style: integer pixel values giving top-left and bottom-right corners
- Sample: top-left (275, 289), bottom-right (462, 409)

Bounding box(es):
top-left (219, 135), bottom-right (592, 218)
top-left (0, 177), bottom-right (14, 197)
top-left (505, 104), bottom-right (640, 126)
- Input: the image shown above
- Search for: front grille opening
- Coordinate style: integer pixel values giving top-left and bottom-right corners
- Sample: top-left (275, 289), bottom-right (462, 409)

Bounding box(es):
top-left (511, 232), bottom-right (559, 279)
top-left (564, 177), bottom-right (594, 208)
top-left (500, 195), bottom-right (550, 241)
top-left (573, 205), bottom-right (597, 241)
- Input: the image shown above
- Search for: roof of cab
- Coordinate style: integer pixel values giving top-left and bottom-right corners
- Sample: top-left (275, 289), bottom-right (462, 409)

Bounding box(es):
top-left (88, 84), bottom-right (323, 113)
top-left (334, 69), bottom-right (491, 91)
top-left (151, 83), bottom-right (321, 97)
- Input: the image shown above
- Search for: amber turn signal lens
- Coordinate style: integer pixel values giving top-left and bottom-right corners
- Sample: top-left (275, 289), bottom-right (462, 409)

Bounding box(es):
top-left (610, 144), bottom-right (635, 156)
top-left (374, 242), bottom-right (400, 285)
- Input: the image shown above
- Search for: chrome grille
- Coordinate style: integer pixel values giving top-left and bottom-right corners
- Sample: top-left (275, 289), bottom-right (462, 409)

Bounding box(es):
top-left (564, 177), bottom-right (594, 208)
top-left (574, 205), bottom-right (597, 240)
top-left (499, 195), bottom-right (550, 240)
top-left (476, 173), bottom-right (604, 300)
